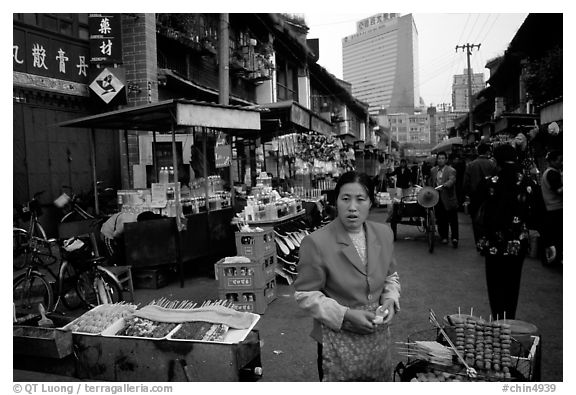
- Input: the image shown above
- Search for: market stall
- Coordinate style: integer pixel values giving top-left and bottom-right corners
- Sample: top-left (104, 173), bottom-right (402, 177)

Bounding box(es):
top-left (394, 310), bottom-right (541, 382)
top-left (59, 99), bottom-right (262, 286)
top-left (13, 300), bottom-right (263, 381)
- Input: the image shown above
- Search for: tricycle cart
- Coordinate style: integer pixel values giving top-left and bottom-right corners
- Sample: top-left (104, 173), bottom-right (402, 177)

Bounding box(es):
top-left (387, 186), bottom-right (439, 253)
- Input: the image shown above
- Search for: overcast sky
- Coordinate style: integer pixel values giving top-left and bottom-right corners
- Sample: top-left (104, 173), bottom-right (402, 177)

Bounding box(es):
top-left (304, 13), bottom-right (528, 108)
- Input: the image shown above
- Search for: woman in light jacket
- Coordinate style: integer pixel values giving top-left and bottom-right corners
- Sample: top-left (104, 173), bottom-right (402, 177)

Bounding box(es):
top-left (294, 171), bottom-right (401, 381)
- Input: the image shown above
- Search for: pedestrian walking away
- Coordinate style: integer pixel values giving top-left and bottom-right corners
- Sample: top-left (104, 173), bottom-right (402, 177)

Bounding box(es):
top-left (293, 171), bottom-right (401, 381)
top-left (429, 152), bottom-right (459, 248)
top-left (463, 143), bottom-right (497, 247)
top-left (476, 144), bottom-right (537, 320)
top-left (540, 149), bottom-right (563, 265)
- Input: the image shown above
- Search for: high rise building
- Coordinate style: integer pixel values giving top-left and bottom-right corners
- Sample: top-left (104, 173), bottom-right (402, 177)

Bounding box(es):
top-left (342, 13), bottom-right (419, 116)
top-left (452, 68), bottom-right (485, 112)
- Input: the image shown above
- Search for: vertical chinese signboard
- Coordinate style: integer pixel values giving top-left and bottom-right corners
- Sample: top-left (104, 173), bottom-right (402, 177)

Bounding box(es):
top-left (89, 14), bottom-right (122, 64)
top-left (88, 14), bottom-right (125, 104)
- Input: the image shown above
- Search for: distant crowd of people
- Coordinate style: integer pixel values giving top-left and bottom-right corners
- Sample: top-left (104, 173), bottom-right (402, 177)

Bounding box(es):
top-left (374, 131), bottom-right (562, 322)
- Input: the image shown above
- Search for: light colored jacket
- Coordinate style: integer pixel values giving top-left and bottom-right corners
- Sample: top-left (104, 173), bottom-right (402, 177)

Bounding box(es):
top-left (293, 218), bottom-right (401, 342)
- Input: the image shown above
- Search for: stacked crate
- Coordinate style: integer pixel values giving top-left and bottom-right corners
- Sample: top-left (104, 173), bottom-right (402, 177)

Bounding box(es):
top-left (216, 229), bottom-right (277, 314)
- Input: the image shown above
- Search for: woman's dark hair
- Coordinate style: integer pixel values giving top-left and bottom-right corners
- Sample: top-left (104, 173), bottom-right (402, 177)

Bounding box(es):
top-left (334, 171), bottom-right (375, 204)
top-left (477, 143), bottom-right (491, 155)
top-left (493, 144), bottom-right (517, 166)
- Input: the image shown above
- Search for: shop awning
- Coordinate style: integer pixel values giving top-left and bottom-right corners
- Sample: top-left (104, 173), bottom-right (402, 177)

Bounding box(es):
top-left (494, 113), bottom-right (538, 135)
top-left (257, 100), bottom-right (333, 137)
top-left (158, 69), bottom-right (256, 107)
top-left (431, 137), bottom-right (463, 154)
top-left (336, 132), bottom-right (357, 145)
top-left (58, 98), bottom-right (261, 132)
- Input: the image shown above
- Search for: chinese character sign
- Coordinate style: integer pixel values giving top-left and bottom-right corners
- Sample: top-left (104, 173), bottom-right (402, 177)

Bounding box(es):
top-left (89, 14), bottom-right (122, 64)
top-left (13, 27), bottom-right (90, 84)
top-left (89, 67), bottom-right (125, 104)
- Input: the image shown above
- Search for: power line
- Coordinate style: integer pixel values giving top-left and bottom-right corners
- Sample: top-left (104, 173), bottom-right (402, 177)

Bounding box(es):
top-left (456, 43), bottom-right (481, 133)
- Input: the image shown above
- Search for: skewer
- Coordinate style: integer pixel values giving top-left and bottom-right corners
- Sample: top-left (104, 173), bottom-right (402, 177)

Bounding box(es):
top-left (429, 309), bottom-right (477, 378)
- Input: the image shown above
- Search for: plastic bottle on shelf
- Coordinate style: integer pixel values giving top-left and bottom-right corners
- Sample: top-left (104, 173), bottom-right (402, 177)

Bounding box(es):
top-left (159, 167), bottom-right (168, 184)
top-left (169, 166), bottom-right (175, 183)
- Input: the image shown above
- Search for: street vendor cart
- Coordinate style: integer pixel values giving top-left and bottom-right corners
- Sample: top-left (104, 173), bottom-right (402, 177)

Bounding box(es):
top-left (14, 300), bottom-right (263, 381)
top-left (394, 310), bottom-right (541, 382)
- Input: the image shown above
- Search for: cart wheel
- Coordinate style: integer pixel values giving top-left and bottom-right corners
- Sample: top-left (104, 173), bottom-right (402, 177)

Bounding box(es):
top-left (426, 209), bottom-right (435, 253)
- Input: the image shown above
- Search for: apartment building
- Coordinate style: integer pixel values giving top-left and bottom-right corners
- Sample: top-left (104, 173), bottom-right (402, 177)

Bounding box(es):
top-left (452, 68), bottom-right (485, 112)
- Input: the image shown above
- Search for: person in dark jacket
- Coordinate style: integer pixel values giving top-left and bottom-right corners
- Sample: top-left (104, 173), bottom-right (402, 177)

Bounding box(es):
top-left (463, 143), bottom-right (497, 246)
top-left (477, 144), bottom-right (536, 320)
top-left (388, 159), bottom-right (413, 198)
top-left (450, 153), bottom-right (466, 209)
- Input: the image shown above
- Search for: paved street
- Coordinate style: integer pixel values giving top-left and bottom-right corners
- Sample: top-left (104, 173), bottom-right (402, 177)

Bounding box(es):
top-left (13, 207), bottom-right (563, 382)
top-left (127, 207), bottom-right (563, 382)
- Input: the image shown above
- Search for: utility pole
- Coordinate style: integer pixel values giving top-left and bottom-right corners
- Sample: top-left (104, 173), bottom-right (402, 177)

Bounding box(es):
top-left (455, 43), bottom-right (481, 135)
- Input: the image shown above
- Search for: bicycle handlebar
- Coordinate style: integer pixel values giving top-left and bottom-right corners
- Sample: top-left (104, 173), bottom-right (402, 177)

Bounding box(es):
top-left (32, 190), bottom-right (45, 200)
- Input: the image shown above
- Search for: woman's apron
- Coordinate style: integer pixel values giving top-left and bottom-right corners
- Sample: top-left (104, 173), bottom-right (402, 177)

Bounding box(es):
top-left (321, 303), bottom-right (393, 381)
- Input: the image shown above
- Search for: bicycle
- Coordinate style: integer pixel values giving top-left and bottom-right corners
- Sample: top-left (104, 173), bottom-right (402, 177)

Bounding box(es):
top-left (13, 234), bottom-right (124, 320)
top-left (13, 191), bottom-right (58, 270)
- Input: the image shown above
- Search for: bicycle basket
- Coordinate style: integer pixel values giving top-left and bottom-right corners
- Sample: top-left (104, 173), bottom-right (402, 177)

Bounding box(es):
top-left (62, 240), bottom-right (94, 271)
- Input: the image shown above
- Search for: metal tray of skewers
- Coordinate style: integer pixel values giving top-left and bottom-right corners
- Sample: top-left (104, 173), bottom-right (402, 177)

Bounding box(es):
top-left (101, 298), bottom-right (260, 344)
top-left (395, 310), bottom-right (539, 382)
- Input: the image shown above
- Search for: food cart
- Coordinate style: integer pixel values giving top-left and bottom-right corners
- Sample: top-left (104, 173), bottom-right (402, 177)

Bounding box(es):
top-left (394, 310), bottom-right (541, 382)
top-left (13, 301), bottom-right (263, 382)
top-left (59, 99), bottom-right (262, 286)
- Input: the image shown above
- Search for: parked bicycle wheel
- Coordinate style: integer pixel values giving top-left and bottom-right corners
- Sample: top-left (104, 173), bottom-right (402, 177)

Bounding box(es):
top-left (13, 227), bottom-right (57, 270)
top-left (56, 262), bottom-right (84, 310)
top-left (13, 228), bottom-right (29, 270)
top-left (76, 270), bottom-right (122, 308)
top-left (13, 273), bottom-right (54, 318)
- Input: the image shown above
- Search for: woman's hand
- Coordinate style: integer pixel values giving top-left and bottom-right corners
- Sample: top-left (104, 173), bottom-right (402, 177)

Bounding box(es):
top-left (342, 309), bottom-right (376, 334)
top-left (379, 299), bottom-right (396, 325)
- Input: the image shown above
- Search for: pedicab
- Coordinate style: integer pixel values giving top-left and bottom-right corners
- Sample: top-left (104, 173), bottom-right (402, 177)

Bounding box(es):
top-left (387, 185), bottom-right (440, 253)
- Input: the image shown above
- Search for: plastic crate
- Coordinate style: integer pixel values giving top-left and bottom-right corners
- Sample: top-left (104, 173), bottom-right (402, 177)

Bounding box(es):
top-left (215, 253), bottom-right (276, 290)
top-left (235, 229), bottom-right (275, 260)
top-left (218, 278), bottom-right (277, 314)
top-left (133, 266), bottom-right (171, 289)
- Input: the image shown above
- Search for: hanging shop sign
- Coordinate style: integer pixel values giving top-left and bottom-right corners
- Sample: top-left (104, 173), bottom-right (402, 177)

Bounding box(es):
top-left (13, 26), bottom-right (90, 95)
top-left (89, 14), bottom-right (123, 64)
top-left (89, 67), bottom-right (125, 104)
